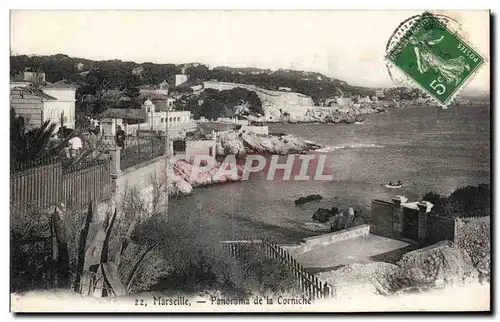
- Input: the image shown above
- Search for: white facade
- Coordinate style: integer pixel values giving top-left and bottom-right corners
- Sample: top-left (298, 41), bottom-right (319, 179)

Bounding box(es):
top-left (142, 99), bottom-right (193, 131)
top-left (42, 82), bottom-right (76, 129)
top-left (175, 74), bottom-right (188, 87)
top-left (101, 118), bottom-right (124, 135)
top-left (375, 89), bottom-right (386, 98)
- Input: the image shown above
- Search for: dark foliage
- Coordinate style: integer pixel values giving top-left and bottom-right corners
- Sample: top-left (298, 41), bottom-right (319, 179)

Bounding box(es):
top-left (183, 88), bottom-right (263, 119)
top-left (10, 108), bottom-right (73, 166)
top-left (422, 184), bottom-right (490, 218)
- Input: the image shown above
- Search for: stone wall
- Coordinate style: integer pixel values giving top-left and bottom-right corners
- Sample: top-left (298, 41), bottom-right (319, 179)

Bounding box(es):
top-left (185, 139), bottom-right (217, 162)
top-left (370, 196), bottom-right (468, 245)
top-left (371, 199), bottom-right (394, 238)
top-left (426, 214), bottom-right (455, 244)
top-left (298, 225), bottom-right (370, 251)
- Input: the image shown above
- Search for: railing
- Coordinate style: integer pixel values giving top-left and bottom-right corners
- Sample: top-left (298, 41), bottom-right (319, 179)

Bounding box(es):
top-left (220, 238), bottom-right (334, 300)
top-left (61, 159), bottom-right (113, 211)
top-left (120, 137), bottom-right (165, 171)
top-left (10, 158), bottom-right (112, 215)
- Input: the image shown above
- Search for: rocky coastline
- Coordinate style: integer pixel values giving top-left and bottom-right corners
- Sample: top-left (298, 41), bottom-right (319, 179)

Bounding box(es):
top-left (166, 130), bottom-right (324, 197)
top-left (216, 130), bottom-right (323, 156)
top-left (246, 102), bottom-right (388, 124)
top-left (293, 103), bottom-right (387, 124)
top-left (166, 159), bottom-right (245, 197)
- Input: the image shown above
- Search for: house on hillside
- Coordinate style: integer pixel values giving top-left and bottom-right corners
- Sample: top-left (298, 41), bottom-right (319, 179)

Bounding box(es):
top-left (138, 82), bottom-right (169, 96)
top-left (132, 66), bottom-right (144, 75)
top-left (10, 86), bottom-right (59, 131)
top-left (278, 87), bottom-right (292, 92)
top-left (97, 99), bottom-right (194, 137)
top-left (174, 78), bottom-right (204, 92)
top-left (175, 74), bottom-right (188, 87)
top-left (375, 89), bottom-right (386, 99)
top-left (143, 99), bottom-right (193, 132)
top-left (42, 81), bottom-right (77, 129)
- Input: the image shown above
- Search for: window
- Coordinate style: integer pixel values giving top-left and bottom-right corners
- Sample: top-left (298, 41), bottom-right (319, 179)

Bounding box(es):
top-left (161, 118), bottom-right (164, 123)
top-left (169, 117), bottom-right (172, 122)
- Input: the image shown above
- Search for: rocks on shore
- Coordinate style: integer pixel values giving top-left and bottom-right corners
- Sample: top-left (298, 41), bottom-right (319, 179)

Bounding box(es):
top-left (294, 194), bottom-right (323, 205)
top-left (216, 130), bottom-right (322, 156)
top-left (248, 102), bottom-right (387, 124)
top-left (287, 103), bottom-right (386, 124)
top-left (312, 207), bottom-right (364, 232)
top-left (167, 159), bottom-right (244, 197)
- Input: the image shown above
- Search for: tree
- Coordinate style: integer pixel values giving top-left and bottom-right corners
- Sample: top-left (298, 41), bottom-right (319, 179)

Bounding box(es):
top-left (76, 69), bottom-right (132, 116)
top-left (185, 65), bottom-right (209, 80)
top-left (10, 108), bottom-right (73, 165)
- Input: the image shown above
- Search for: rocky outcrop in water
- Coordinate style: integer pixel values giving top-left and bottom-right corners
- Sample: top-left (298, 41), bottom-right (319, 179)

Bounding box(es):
top-left (312, 207), bottom-right (338, 223)
top-left (294, 194), bottom-right (323, 205)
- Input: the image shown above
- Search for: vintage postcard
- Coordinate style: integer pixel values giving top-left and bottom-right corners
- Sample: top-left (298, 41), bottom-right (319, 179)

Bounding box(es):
top-left (9, 10), bottom-right (491, 313)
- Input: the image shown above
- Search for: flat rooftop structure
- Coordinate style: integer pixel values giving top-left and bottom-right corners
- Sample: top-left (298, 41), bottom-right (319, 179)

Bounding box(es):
top-left (283, 225), bottom-right (417, 273)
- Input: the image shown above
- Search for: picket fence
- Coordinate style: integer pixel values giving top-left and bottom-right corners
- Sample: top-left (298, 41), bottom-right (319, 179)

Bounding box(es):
top-left (10, 157), bottom-right (112, 215)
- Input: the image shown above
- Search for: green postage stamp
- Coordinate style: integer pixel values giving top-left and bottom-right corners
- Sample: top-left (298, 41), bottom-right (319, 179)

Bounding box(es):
top-left (387, 12), bottom-right (485, 106)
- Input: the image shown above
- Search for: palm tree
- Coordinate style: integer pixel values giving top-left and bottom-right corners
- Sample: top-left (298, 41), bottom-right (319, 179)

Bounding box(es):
top-left (10, 108), bottom-right (73, 167)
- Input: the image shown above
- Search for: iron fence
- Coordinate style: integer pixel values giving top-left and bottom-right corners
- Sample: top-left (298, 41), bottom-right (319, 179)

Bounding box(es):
top-left (220, 238), bottom-right (334, 300)
top-left (120, 137), bottom-right (165, 170)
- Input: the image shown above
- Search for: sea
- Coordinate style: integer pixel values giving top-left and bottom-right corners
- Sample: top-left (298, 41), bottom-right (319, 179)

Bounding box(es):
top-left (167, 104), bottom-right (491, 244)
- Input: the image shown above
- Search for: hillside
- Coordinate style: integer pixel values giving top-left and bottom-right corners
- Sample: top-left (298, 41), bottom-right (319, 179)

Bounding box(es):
top-left (10, 54), bottom-right (376, 104)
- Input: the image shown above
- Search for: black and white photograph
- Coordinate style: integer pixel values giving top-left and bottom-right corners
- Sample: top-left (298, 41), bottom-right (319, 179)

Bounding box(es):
top-left (8, 9), bottom-right (491, 312)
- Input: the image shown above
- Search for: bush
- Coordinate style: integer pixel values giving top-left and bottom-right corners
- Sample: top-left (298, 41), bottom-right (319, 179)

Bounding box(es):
top-left (10, 210), bottom-right (52, 292)
top-left (11, 177), bottom-right (299, 297)
top-left (454, 217), bottom-right (490, 282)
top-left (422, 184), bottom-right (490, 218)
top-left (141, 241), bottom-right (299, 297)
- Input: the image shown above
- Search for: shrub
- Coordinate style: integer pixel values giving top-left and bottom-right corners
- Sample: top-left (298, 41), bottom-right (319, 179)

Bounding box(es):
top-left (422, 184), bottom-right (490, 218)
top-left (10, 210), bottom-right (52, 292)
top-left (11, 174), bottom-right (299, 297)
top-left (454, 217), bottom-right (491, 282)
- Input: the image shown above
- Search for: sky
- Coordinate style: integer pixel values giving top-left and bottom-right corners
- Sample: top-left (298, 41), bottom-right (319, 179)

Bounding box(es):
top-left (10, 10), bottom-right (490, 89)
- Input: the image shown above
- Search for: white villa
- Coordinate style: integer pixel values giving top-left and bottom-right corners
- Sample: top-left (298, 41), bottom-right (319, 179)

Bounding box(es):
top-left (10, 80), bottom-right (76, 131)
top-left (143, 99), bottom-right (192, 131)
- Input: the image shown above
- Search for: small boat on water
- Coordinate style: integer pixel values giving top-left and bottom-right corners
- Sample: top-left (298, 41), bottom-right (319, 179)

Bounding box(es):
top-left (382, 181), bottom-right (404, 189)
